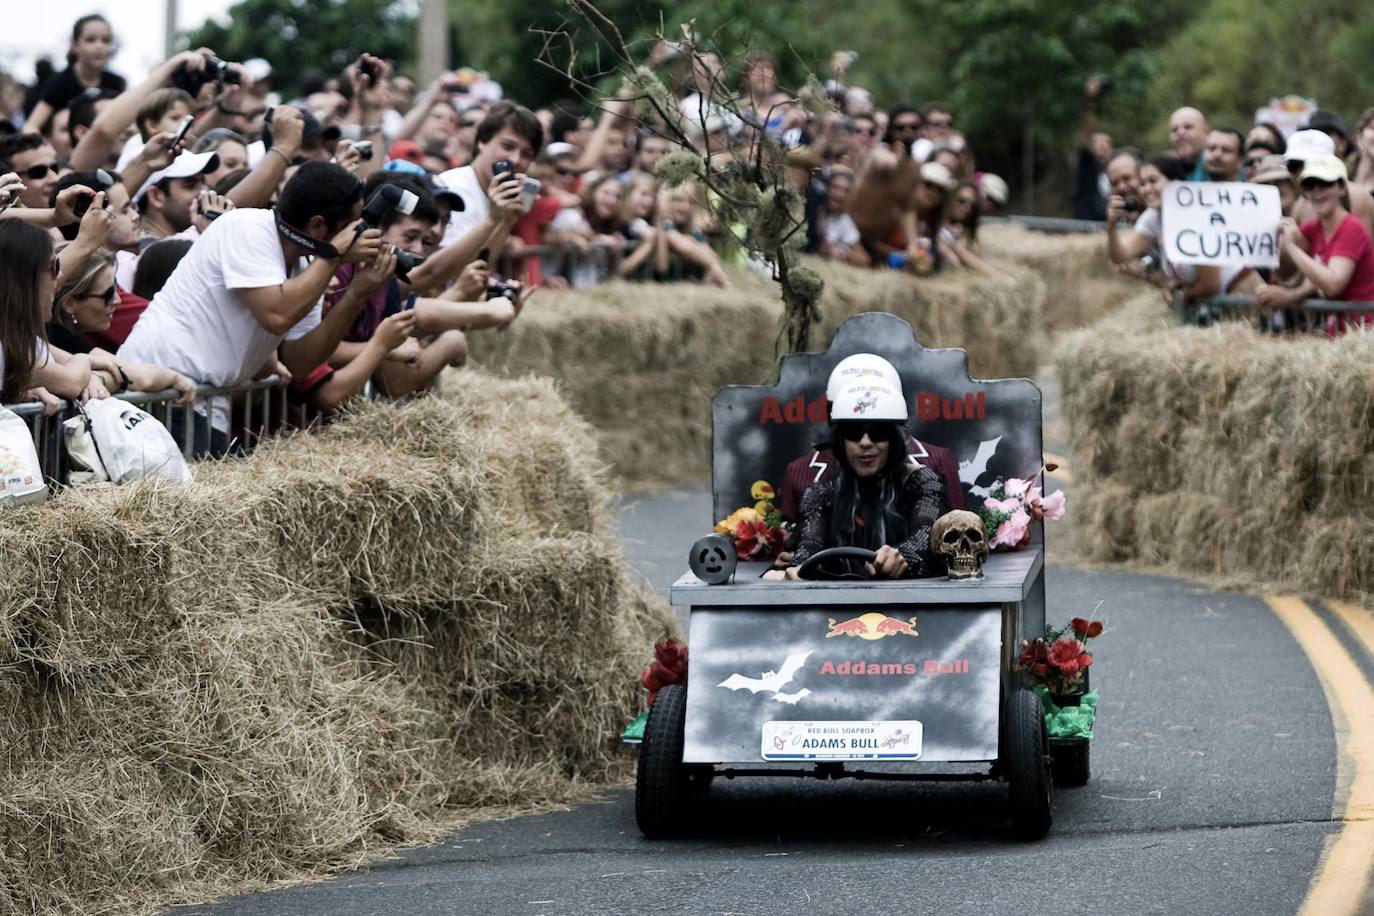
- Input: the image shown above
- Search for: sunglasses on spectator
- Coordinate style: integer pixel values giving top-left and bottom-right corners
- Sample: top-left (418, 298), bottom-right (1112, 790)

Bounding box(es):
top-left (460, 119), bottom-right (483, 129)
top-left (893, 120), bottom-right (922, 132)
top-left (1300, 178), bottom-right (1338, 190)
top-left (554, 165), bottom-right (577, 177)
top-left (837, 422), bottom-right (896, 443)
top-left (927, 117), bottom-right (952, 128)
top-left (22, 163), bottom-right (54, 181)
top-left (78, 285), bottom-right (118, 306)
top-left (50, 255), bottom-right (61, 280)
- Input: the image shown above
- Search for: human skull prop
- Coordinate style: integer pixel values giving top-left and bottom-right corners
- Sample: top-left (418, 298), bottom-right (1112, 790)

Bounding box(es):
top-left (932, 510), bottom-right (989, 580)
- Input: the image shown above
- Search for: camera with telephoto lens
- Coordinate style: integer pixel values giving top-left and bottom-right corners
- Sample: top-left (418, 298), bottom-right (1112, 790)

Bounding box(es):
top-left (171, 55), bottom-right (241, 96)
top-left (359, 184), bottom-right (426, 280)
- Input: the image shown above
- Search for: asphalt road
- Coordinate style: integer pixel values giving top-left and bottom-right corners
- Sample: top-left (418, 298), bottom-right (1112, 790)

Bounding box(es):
top-left (176, 481), bottom-right (1362, 916)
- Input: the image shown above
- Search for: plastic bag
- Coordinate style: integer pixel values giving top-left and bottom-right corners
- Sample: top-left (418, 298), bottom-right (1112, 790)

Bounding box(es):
top-left (64, 398), bottom-right (192, 486)
top-left (0, 406), bottom-right (47, 507)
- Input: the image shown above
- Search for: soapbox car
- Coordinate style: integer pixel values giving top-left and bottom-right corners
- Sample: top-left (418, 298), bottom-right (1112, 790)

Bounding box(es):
top-left (633, 312), bottom-right (1079, 841)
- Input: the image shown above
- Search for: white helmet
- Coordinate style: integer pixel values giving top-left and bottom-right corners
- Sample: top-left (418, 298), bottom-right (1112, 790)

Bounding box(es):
top-left (831, 379), bottom-right (909, 422)
top-left (826, 353), bottom-right (901, 402)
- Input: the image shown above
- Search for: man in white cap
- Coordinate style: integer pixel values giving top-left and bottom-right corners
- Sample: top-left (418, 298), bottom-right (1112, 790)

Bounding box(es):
top-left (134, 149), bottom-right (233, 250)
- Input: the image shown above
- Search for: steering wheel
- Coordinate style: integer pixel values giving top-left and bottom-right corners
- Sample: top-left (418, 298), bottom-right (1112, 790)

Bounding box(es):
top-left (795, 547), bottom-right (879, 581)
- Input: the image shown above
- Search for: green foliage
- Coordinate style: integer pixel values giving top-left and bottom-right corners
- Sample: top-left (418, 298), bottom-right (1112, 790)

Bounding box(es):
top-left (1144, 0), bottom-right (1374, 148)
top-left (185, 0), bottom-right (415, 95)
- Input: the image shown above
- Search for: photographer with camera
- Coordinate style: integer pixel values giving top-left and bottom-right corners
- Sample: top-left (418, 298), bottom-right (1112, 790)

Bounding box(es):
top-left (323, 173), bottom-right (521, 397)
top-left (117, 161), bottom-right (383, 455)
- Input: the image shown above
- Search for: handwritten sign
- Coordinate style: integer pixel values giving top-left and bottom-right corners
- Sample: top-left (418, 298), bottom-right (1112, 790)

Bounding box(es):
top-left (1162, 182), bottom-right (1281, 269)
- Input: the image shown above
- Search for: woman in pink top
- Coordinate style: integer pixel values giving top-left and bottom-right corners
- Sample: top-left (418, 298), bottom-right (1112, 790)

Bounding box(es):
top-left (1275, 155), bottom-right (1374, 332)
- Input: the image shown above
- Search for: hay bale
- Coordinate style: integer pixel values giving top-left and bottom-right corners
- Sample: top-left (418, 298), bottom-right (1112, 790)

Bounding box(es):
top-left (981, 224), bottom-right (1140, 331)
top-left (0, 372), bottom-right (673, 914)
top-left (1057, 296), bottom-right (1374, 601)
top-left (469, 259), bottom-right (1048, 485)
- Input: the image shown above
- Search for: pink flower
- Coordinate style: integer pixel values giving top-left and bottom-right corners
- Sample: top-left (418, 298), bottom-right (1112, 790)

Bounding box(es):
top-left (1004, 477), bottom-right (1031, 498)
top-left (1038, 489), bottom-right (1066, 520)
top-left (991, 508), bottom-right (1030, 548)
top-left (984, 496), bottom-right (1022, 515)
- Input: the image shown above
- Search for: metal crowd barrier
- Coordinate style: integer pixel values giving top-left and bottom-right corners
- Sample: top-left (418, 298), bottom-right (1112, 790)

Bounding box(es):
top-left (1170, 290), bottom-right (1374, 330)
top-left (4, 376), bottom-right (303, 489)
top-left (985, 215), bottom-right (1107, 234)
top-left (495, 241), bottom-right (719, 287)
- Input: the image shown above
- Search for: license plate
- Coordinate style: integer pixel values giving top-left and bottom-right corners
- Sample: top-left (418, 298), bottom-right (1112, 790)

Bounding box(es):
top-left (760, 720), bottom-right (923, 761)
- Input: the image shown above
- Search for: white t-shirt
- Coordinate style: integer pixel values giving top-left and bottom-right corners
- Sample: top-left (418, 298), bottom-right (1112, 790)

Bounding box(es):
top-left (1135, 208), bottom-right (1244, 290)
top-left (118, 208), bottom-right (320, 432)
top-left (436, 165), bottom-right (489, 246)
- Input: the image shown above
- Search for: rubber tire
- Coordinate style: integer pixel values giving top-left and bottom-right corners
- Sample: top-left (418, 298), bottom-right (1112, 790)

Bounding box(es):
top-left (1005, 687), bottom-right (1054, 839)
top-left (635, 684), bottom-right (689, 838)
top-left (1051, 739), bottom-right (1091, 787)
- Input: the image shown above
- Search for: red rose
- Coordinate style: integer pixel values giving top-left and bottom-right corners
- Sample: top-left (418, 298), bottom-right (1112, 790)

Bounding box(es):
top-left (1071, 618), bottom-right (1104, 639)
top-left (1048, 637), bottom-right (1090, 674)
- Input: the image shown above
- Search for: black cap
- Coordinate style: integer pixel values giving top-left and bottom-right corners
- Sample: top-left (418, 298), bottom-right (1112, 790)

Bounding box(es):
top-left (428, 177), bottom-right (465, 212)
top-left (1307, 109), bottom-right (1349, 140)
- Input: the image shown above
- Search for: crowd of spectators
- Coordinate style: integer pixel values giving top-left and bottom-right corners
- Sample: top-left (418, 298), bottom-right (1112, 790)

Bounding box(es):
top-left (1079, 77), bottom-right (1374, 331)
top-left (0, 18), bottom-right (1017, 454)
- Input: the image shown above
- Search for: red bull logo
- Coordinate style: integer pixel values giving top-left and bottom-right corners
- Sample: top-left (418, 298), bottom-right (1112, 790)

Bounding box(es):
top-left (825, 613), bottom-right (920, 640)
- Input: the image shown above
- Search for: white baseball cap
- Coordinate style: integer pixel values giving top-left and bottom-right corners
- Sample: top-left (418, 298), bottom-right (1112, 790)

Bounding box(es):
top-left (1284, 129), bottom-right (1336, 163)
top-left (134, 150), bottom-right (220, 202)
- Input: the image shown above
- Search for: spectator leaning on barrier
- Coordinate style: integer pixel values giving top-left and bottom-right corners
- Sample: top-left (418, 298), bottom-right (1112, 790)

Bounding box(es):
top-left (117, 161), bottom-right (384, 454)
top-left (1106, 153), bottom-right (1222, 299)
top-left (1168, 107), bottom-right (1209, 181)
top-left (1104, 148), bottom-right (1142, 218)
top-left (437, 101), bottom-right (543, 263)
top-left (1264, 155), bottom-right (1374, 333)
top-left (1287, 128), bottom-right (1374, 239)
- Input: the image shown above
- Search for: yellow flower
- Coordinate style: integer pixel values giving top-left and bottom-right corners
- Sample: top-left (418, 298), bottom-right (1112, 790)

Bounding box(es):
top-left (754, 500), bottom-right (774, 516)
top-left (715, 506), bottom-right (762, 537)
top-left (750, 480), bottom-right (776, 501)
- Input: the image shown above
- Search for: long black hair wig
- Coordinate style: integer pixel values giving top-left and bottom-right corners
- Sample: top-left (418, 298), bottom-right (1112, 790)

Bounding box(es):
top-left (826, 420), bottom-right (911, 552)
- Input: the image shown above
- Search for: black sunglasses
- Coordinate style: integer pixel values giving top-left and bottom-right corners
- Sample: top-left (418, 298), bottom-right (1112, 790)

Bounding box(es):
top-left (22, 163), bottom-right (53, 181)
top-left (837, 422), bottom-right (896, 443)
top-left (1300, 178), bottom-right (1338, 190)
top-left (893, 121), bottom-right (922, 132)
top-left (79, 285), bottom-right (118, 306)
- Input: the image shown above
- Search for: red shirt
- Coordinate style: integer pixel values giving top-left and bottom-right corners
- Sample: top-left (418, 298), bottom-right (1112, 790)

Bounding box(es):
top-left (511, 194), bottom-right (562, 287)
top-left (1300, 214), bottom-right (1374, 331)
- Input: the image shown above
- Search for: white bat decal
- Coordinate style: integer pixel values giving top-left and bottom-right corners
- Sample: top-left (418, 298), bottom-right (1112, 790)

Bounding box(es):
top-left (808, 450), bottom-right (828, 484)
top-left (958, 435), bottom-right (1003, 498)
top-left (718, 651), bottom-right (812, 694)
top-left (771, 688), bottom-right (812, 705)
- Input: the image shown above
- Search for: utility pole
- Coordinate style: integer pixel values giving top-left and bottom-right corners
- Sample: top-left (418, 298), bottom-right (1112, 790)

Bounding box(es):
top-left (164, 0), bottom-right (179, 58)
top-left (418, 0), bottom-right (450, 86)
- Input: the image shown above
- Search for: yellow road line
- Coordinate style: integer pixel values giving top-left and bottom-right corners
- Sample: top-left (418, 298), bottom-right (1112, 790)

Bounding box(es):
top-left (1042, 451), bottom-right (1072, 483)
top-left (1265, 596), bottom-right (1374, 915)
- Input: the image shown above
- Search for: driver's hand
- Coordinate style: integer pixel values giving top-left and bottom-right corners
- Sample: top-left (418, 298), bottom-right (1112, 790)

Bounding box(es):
top-left (866, 545), bottom-right (907, 579)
